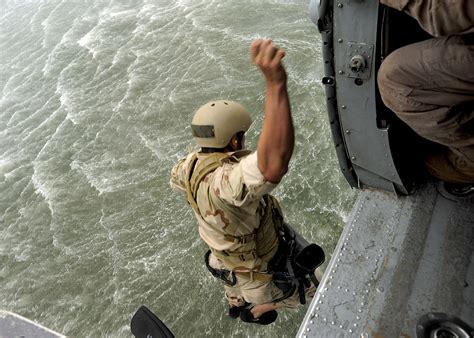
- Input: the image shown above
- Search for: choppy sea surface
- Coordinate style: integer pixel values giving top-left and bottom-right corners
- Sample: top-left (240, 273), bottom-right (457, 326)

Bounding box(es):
top-left (0, 0), bottom-right (356, 337)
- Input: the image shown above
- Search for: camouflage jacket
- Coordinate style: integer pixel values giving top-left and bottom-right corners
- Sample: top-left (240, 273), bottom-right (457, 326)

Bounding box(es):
top-left (170, 150), bottom-right (281, 270)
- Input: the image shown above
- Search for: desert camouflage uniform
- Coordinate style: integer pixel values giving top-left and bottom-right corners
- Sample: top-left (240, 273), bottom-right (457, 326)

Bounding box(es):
top-left (171, 151), bottom-right (315, 308)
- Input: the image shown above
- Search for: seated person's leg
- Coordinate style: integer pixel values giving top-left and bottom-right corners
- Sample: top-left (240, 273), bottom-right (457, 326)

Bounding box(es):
top-left (377, 34), bottom-right (474, 183)
top-left (381, 0), bottom-right (474, 37)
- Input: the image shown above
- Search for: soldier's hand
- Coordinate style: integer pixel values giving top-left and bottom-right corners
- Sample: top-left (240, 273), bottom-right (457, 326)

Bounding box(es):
top-left (250, 39), bottom-right (287, 84)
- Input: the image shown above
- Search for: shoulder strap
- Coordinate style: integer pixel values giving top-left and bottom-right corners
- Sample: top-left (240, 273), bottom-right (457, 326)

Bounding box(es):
top-left (185, 153), bottom-right (232, 214)
top-left (184, 153), bottom-right (199, 213)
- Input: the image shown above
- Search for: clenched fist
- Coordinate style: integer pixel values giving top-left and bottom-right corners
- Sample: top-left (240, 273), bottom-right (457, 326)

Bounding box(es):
top-left (250, 39), bottom-right (287, 84)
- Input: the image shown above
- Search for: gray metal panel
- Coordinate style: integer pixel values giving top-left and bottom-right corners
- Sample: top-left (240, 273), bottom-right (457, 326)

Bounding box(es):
top-left (0, 310), bottom-right (65, 338)
top-left (352, 164), bottom-right (396, 193)
top-left (297, 183), bottom-right (474, 337)
top-left (333, 1), bottom-right (403, 188)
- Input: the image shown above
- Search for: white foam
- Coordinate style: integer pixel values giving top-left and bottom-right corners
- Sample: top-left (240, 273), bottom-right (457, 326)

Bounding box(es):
top-left (28, 2), bottom-right (46, 32)
top-left (77, 29), bottom-right (92, 48)
top-left (78, 6), bottom-right (138, 59)
top-left (55, 80), bottom-right (79, 125)
top-left (29, 106), bottom-right (70, 215)
top-left (138, 133), bottom-right (166, 160)
top-left (31, 162), bottom-right (55, 216)
top-left (112, 72), bottom-right (134, 113)
top-left (0, 155), bottom-right (15, 179)
top-left (20, 100), bottom-right (63, 144)
top-left (3, 162), bottom-right (29, 184)
top-left (70, 160), bottom-right (104, 196)
top-left (42, 19), bottom-right (78, 76)
top-left (76, 12), bottom-right (105, 60)
top-left (51, 235), bottom-right (77, 257)
top-left (70, 154), bottom-right (150, 196)
top-left (39, 1), bottom-right (65, 49)
top-left (70, 160), bottom-right (106, 195)
top-left (77, 30), bottom-right (99, 59)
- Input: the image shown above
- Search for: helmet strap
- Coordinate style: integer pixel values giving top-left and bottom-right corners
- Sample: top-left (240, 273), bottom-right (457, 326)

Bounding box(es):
top-left (230, 132), bottom-right (245, 151)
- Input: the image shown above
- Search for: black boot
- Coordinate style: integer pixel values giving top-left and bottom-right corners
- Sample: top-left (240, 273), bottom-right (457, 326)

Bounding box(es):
top-left (228, 306), bottom-right (243, 319)
top-left (444, 182), bottom-right (474, 196)
top-left (228, 302), bottom-right (249, 319)
top-left (240, 309), bottom-right (278, 325)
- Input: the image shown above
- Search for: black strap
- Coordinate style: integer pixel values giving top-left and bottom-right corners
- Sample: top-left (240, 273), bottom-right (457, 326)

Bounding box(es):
top-left (298, 280), bottom-right (306, 305)
top-left (310, 273), bottom-right (320, 289)
top-left (204, 250), bottom-right (237, 286)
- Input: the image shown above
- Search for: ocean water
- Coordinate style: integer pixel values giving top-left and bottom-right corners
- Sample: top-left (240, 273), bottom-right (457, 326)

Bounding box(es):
top-left (0, 0), bottom-right (356, 337)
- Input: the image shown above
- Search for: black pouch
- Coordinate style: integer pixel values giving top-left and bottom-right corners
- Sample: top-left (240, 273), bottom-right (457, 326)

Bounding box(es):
top-left (266, 240), bottom-right (295, 297)
top-left (282, 223), bottom-right (325, 273)
top-left (269, 223), bottom-right (325, 304)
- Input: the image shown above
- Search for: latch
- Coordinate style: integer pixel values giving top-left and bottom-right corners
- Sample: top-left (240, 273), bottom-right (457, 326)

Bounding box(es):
top-left (345, 42), bottom-right (374, 80)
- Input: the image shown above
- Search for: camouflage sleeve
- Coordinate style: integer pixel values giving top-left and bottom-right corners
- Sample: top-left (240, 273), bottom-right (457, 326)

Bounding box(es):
top-left (216, 152), bottom-right (277, 206)
top-left (170, 157), bottom-right (188, 192)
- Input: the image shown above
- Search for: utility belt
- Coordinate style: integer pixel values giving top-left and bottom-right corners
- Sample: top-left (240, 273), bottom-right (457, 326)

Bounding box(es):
top-left (204, 250), bottom-right (273, 286)
top-left (204, 223), bottom-right (325, 305)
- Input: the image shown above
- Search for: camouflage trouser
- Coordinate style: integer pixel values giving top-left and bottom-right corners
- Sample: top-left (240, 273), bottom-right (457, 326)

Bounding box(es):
top-left (208, 253), bottom-right (317, 309)
top-left (377, 34), bottom-right (474, 183)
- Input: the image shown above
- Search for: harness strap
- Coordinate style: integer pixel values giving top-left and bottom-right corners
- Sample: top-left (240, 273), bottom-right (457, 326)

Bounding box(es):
top-left (223, 232), bottom-right (256, 244)
top-left (189, 153), bottom-right (231, 198)
top-left (185, 153), bottom-right (231, 214)
top-left (232, 266), bottom-right (273, 282)
top-left (310, 273), bottom-right (320, 290)
top-left (262, 195), bottom-right (284, 237)
top-left (211, 247), bottom-right (257, 263)
top-left (184, 153), bottom-right (199, 213)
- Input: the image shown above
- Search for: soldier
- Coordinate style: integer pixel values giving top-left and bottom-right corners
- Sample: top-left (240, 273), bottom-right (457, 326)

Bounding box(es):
top-left (378, 0), bottom-right (474, 192)
top-left (170, 39), bottom-right (320, 325)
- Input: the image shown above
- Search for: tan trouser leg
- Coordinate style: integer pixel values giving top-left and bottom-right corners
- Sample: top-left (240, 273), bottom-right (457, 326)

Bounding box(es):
top-left (380, 0), bottom-right (474, 37)
top-left (378, 34), bottom-right (474, 182)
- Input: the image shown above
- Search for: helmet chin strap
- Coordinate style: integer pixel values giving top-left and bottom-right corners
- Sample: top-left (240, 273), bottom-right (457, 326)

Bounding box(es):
top-left (230, 132), bottom-right (245, 151)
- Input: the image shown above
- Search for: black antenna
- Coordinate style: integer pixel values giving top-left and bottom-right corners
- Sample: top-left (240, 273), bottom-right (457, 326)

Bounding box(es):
top-left (131, 305), bottom-right (175, 338)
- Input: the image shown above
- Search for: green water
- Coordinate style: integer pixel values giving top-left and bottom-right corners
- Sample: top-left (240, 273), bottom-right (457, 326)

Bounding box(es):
top-left (0, 1), bottom-right (356, 336)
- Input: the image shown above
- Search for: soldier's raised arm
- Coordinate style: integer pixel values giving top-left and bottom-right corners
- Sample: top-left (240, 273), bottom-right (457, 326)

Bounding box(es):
top-left (251, 39), bottom-right (294, 183)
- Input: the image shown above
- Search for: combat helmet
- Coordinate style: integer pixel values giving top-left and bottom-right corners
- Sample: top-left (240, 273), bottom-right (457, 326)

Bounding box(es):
top-left (191, 100), bottom-right (252, 148)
